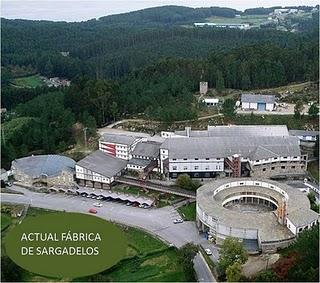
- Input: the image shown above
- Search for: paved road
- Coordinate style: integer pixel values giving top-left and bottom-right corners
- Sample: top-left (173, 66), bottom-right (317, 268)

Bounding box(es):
top-left (194, 253), bottom-right (217, 282)
top-left (1, 185), bottom-right (219, 281)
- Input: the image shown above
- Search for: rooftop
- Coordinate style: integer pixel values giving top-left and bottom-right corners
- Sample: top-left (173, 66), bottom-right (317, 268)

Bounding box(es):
top-left (241, 94), bottom-right (275, 104)
top-left (175, 125), bottom-right (289, 137)
top-left (132, 141), bottom-right (161, 158)
top-left (287, 208), bottom-right (319, 227)
top-left (101, 133), bottom-right (140, 146)
top-left (128, 158), bottom-right (151, 167)
top-left (12, 155), bottom-right (75, 178)
top-left (76, 150), bottom-right (127, 178)
top-left (161, 136), bottom-right (300, 160)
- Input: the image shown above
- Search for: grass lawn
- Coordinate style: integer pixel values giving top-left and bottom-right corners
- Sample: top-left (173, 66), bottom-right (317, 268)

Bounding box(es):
top-left (177, 202), bottom-right (196, 221)
top-left (2, 206), bottom-right (187, 282)
top-left (1, 214), bottom-right (12, 231)
top-left (11, 75), bottom-right (45, 88)
top-left (206, 14), bottom-right (268, 27)
top-left (308, 160), bottom-right (319, 182)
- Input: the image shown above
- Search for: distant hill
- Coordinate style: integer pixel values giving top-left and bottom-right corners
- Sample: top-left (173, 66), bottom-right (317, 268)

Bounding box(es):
top-left (97, 5), bottom-right (240, 26)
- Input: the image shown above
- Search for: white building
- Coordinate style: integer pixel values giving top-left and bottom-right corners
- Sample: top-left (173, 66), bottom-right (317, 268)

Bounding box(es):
top-left (75, 150), bottom-right (128, 188)
top-left (289, 130), bottom-right (319, 142)
top-left (99, 134), bottom-right (144, 160)
top-left (199, 82), bottom-right (208, 94)
top-left (202, 98), bottom-right (219, 107)
top-left (241, 94), bottom-right (275, 111)
top-left (194, 23), bottom-right (250, 29)
top-left (159, 125), bottom-right (306, 179)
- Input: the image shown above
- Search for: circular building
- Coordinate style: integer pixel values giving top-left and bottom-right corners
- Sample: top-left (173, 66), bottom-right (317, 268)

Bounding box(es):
top-left (196, 178), bottom-right (319, 253)
top-left (11, 155), bottom-right (75, 187)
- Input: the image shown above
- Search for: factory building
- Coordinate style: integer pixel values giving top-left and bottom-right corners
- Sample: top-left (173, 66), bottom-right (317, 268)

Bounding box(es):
top-left (241, 94), bottom-right (275, 111)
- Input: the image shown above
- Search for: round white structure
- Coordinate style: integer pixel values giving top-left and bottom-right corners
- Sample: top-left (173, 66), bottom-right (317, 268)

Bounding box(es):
top-left (196, 178), bottom-right (319, 252)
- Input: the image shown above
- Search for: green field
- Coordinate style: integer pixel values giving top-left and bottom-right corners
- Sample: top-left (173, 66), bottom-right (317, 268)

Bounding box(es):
top-left (206, 14), bottom-right (269, 27)
top-left (1, 214), bottom-right (12, 231)
top-left (177, 202), bottom-right (196, 221)
top-left (11, 75), bottom-right (45, 88)
top-left (2, 205), bottom-right (188, 282)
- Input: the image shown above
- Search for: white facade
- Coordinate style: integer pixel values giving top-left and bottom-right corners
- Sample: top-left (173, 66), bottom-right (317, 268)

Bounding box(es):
top-left (203, 98), bottom-right (219, 106)
top-left (241, 102), bottom-right (274, 111)
top-left (75, 164), bottom-right (114, 184)
top-left (169, 158), bottom-right (224, 173)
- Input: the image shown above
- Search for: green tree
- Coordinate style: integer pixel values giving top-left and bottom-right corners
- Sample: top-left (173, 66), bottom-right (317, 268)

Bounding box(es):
top-left (294, 100), bottom-right (304, 119)
top-left (175, 174), bottom-right (200, 191)
top-left (110, 101), bottom-right (118, 122)
top-left (308, 103), bottom-right (319, 118)
top-left (219, 237), bottom-right (248, 274)
top-left (222, 99), bottom-right (235, 118)
top-left (177, 243), bottom-right (198, 282)
top-left (226, 262), bottom-right (242, 282)
top-left (215, 70), bottom-right (225, 93)
top-left (255, 270), bottom-right (278, 282)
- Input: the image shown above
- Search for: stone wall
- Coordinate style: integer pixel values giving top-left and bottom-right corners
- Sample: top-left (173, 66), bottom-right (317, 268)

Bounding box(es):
top-left (251, 161), bottom-right (306, 178)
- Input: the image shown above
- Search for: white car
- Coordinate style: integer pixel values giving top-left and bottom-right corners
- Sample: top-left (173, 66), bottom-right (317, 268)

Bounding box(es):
top-left (205, 248), bottom-right (212, 255)
top-left (173, 218), bottom-right (183, 224)
top-left (93, 202), bottom-right (103, 207)
top-left (96, 196), bottom-right (103, 200)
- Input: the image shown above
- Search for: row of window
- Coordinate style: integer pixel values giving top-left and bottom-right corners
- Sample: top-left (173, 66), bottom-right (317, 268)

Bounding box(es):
top-left (172, 157), bottom-right (221, 161)
top-left (255, 156), bottom-right (299, 163)
top-left (172, 165), bottom-right (222, 171)
top-left (261, 165), bottom-right (304, 171)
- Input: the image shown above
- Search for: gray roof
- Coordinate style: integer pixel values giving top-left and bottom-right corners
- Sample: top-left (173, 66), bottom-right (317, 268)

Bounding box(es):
top-left (161, 136), bottom-right (301, 160)
top-left (77, 150), bottom-right (127, 178)
top-left (241, 94), bottom-right (275, 104)
top-left (128, 158), bottom-right (151, 167)
top-left (289, 130), bottom-right (319, 137)
top-left (287, 208), bottom-right (319, 227)
top-left (132, 141), bottom-right (161, 158)
top-left (12, 155), bottom-right (75, 178)
top-left (175, 125), bottom-right (289, 137)
top-left (101, 133), bottom-right (139, 146)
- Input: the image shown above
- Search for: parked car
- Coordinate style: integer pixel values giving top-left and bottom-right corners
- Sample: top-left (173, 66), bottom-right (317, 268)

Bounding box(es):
top-left (93, 202), bottom-right (102, 207)
top-left (126, 202), bottom-right (132, 206)
top-left (204, 248), bottom-right (212, 255)
top-left (88, 208), bottom-right (97, 214)
top-left (138, 204), bottom-right (144, 208)
top-left (91, 195), bottom-right (97, 199)
top-left (132, 202), bottom-right (139, 207)
top-left (96, 196), bottom-right (103, 200)
top-left (86, 195), bottom-right (92, 198)
top-left (173, 218), bottom-right (183, 224)
top-left (143, 205), bottom-right (151, 209)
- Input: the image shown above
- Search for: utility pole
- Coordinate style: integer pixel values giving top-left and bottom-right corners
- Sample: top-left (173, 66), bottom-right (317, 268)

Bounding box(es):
top-left (83, 127), bottom-right (88, 150)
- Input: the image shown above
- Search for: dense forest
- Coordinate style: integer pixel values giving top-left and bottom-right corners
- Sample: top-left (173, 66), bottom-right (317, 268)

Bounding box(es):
top-left (1, 5), bottom-right (319, 168)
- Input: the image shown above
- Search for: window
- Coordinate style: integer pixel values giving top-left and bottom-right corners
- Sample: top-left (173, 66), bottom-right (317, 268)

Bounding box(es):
top-left (183, 158), bottom-right (187, 161)
top-left (162, 150), bottom-right (166, 154)
top-left (172, 173), bottom-right (177, 178)
top-left (183, 166), bottom-right (188, 170)
top-left (262, 168), bottom-right (266, 171)
top-left (283, 157), bottom-right (288, 159)
top-left (301, 165), bottom-right (305, 169)
top-left (216, 158), bottom-right (221, 160)
top-left (195, 158), bottom-right (199, 160)
top-left (173, 158), bottom-right (176, 161)
top-left (291, 166), bottom-right (295, 169)
top-left (271, 167), bottom-right (275, 170)
top-left (194, 166), bottom-right (199, 170)
top-left (172, 166), bottom-right (177, 171)
top-left (281, 166), bottom-right (286, 169)
top-left (194, 173), bottom-right (199, 177)
top-left (205, 166), bottom-right (210, 170)
top-left (256, 160), bottom-right (260, 162)
top-left (206, 158), bottom-right (210, 160)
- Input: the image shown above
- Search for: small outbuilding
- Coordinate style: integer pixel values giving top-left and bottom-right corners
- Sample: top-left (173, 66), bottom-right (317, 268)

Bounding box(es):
top-left (241, 94), bottom-right (275, 111)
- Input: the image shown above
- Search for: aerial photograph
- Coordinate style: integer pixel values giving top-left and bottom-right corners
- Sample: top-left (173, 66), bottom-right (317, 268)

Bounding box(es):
top-left (0, 0), bottom-right (319, 282)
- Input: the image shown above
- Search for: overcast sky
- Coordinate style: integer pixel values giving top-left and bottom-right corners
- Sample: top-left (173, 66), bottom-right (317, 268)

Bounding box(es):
top-left (1, 0), bottom-right (319, 22)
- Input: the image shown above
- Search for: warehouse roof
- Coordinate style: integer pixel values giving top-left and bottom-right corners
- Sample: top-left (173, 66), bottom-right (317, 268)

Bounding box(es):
top-left (289, 130), bottom-right (319, 137)
top-left (241, 94), bottom-right (275, 104)
top-left (161, 136), bottom-right (300, 160)
top-left (287, 208), bottom-right (319, 227)
top-left (175, 125), bottom-right (289, 137)
top-left (76, 150), bottom-right (127, 178)
top-left (12, 155), bottom-right (75, 178)
top-left (132, 141), bottom-right (161, 158)
top-left (101, 133), bottom-right (140, 146)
